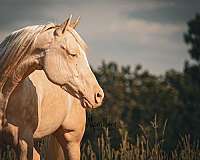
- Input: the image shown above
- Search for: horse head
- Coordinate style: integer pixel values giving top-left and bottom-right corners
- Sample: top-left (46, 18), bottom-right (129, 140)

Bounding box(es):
top-left (34, 16), bottom-right (104, 108)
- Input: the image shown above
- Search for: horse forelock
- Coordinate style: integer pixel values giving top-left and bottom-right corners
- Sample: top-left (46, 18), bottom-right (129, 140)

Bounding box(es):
top-left (39, 22), bottom-right (88, 52)
top-left (0, 25), bottom-right (44, 89)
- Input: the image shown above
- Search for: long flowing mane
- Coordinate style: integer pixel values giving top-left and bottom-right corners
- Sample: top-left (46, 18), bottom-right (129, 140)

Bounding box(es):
top-left (0, 25), bottom-right (45, 90)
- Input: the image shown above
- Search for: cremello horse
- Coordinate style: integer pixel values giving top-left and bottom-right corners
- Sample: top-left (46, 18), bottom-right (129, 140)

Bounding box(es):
top-left (0, 16), bottom-right (104, 160)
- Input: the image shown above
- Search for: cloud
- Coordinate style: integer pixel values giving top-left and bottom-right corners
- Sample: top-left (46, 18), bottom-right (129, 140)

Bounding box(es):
top-left (128, 0), bottom-right (200, 24)
top-left (87, 17), bottom-right (188, 74)
top-left (110, 18), bottom-right (185, 43)
top-left (123, 0), bottom-right (174, 12)
top-left (0, 0), bottom-right (197, 74)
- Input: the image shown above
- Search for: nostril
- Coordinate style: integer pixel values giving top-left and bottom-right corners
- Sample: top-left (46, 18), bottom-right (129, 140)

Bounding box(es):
top-left (97, 92), bottom-right (102, 98)
top-left (95, 90), bottom-right (104, 104)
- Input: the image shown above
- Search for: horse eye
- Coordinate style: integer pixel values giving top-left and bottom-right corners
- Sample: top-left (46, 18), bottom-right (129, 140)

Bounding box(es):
top-left (70, 53), bottom-right (77, 57)
top-left (68, 49), bottom-right (78, 57)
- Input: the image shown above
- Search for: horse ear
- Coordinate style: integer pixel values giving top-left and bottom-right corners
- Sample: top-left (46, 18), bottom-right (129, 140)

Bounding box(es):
top-left (71, 16), bottom-right (80, 29)
top-left (62, 14), bottom-right (72, 34)
top-left (53, 15), bottom-right (72, 37)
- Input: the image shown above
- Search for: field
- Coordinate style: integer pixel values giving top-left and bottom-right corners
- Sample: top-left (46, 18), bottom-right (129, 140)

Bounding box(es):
top-left (1, 116), bottom-right (200, 160)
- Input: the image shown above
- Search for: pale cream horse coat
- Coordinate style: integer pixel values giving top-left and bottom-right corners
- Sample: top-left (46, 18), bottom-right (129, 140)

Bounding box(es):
top-left (7, 70), bottom-right (86, 160)
top-left (0, 17), bottom-right (104, 160)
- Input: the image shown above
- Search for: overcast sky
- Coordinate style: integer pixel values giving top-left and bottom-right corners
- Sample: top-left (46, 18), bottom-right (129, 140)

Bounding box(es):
top-left (0, 0), bottom-right (199, 74)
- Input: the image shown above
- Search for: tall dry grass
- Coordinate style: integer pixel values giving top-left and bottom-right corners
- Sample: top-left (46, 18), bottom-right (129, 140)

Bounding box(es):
top-left (81, 115), bottom-right (200, 160)
top-left (1, 116), bottom-right (200, 160)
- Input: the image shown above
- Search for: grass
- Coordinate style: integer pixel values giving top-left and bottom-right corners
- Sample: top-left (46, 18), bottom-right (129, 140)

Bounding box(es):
top-left (1, 116), bottom-right (200, 160)
top-left (81, 115), bottom-right (200, 160)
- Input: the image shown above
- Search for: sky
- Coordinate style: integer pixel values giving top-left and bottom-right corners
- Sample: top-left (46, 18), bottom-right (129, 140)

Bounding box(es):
top-left (0, 0), bottom-right (200, 74)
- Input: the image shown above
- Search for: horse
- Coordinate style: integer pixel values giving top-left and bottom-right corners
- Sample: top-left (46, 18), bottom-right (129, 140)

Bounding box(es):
top-left (0, 15), bottom-right (104, 160)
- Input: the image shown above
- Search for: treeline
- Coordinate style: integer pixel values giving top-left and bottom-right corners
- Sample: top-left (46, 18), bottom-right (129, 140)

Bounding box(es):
top-left (83, 13), bottom-right (200, 152)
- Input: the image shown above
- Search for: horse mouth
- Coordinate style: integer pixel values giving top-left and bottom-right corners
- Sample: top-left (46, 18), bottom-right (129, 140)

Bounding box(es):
top-left (80, 97), bottom-right (93, 108)
top-left (61, 85), bottom-right (93, 108)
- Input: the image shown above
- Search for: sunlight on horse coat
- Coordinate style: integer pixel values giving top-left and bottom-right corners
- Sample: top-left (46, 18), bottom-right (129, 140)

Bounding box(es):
top-left (0, 16), bottom-right (104, 160)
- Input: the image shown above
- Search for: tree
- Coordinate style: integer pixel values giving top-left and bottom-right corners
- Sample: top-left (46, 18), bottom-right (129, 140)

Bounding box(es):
top-left (184, 13), bottom-right (200, 63)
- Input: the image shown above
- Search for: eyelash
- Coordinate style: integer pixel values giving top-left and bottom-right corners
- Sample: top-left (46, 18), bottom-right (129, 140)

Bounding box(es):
top-left (70, 54), bottom-right (77, 57)
top-left (60, 45), bottom-right (77, 57)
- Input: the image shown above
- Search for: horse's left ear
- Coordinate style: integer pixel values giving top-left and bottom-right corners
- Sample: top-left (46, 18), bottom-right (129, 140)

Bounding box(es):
top-left (71, 16), bottom-right (80, 29)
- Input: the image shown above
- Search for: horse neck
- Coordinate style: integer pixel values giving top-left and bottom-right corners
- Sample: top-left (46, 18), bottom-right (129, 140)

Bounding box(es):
top-left (0, 53), bottom-right (42, 127)
top-left (2, 54), bottom-right (42, 98)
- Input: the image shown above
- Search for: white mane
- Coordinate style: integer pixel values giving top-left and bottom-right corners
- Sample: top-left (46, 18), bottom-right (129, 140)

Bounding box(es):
top-left (0, 25), bottom-right (45, 89)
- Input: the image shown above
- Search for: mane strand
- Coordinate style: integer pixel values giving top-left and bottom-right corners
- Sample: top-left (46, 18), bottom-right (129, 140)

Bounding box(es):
top-left (0, 25), bottom-right (44, 90)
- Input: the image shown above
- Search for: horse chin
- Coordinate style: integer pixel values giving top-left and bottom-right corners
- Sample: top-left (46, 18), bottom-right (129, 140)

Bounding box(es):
top-left (80, 97), bottom-right (94, 109)
top-left (61, 85), bottom-right (94, 108)
top-left (81, 96), bottom-right (103, 109)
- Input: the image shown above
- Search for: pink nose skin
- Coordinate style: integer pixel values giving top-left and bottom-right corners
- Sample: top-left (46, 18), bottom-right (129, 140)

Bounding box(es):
top-left (94, 89), bottom-right (104, 105)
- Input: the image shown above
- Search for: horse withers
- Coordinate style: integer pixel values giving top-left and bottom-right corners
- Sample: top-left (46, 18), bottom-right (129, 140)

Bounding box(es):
top-left (0, 16), bottom-right (104, 160)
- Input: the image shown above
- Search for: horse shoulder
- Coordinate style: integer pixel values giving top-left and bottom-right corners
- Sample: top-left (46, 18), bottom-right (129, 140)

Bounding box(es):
top-left (30, 71), bottom-right (69, 138)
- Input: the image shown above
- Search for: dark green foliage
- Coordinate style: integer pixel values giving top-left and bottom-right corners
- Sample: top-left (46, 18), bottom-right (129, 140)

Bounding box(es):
top-left (84, 13), bottom-right (200, 152)
top-left (184, 13), bottom-right (200, 62)
top-left (82, 117), bottom-right (200, 160)
top-left (86, 63), bottom-right (183, 151)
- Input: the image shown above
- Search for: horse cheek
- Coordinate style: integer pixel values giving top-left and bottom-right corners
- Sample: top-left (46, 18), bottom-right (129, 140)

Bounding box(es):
top-left (43, 53), bottom-right (67, 85)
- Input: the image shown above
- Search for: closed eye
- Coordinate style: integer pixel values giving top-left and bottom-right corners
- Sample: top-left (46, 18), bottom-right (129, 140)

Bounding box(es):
top-left (61, 44), bottom-right (78, 57)
top-left (70, 54), bottom-right (77, 57)
top-left (68, 49), bottom-right (78, 57)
